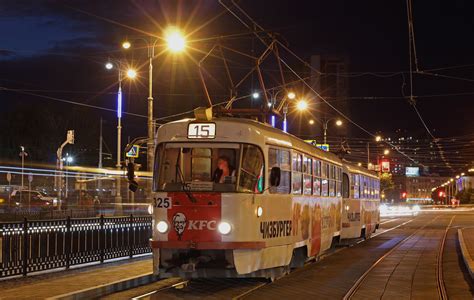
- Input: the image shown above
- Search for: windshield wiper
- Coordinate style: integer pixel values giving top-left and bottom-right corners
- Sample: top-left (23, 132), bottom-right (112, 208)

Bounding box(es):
top-left (175, 150), bottom-right (197, 203)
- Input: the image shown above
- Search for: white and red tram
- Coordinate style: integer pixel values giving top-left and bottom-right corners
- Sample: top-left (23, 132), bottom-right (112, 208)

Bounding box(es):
top-left (150, 116), bottom-right (380, 279)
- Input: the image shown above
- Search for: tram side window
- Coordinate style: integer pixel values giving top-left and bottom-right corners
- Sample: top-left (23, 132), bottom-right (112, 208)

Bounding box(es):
top-left (370, 178), bottom-right (375, 198)
top-left (303, 156), bottom-right (312, 195)
top-left (342, 173), bottom-right (350, 198)
top-left (329, 164), bottom-right (336, 197)
top-left (313, 159), bottom-right (321, 196)
top-left (375, 179), bottom-right (380, 198)
top-left (362, 176), bottom-right (368, 198)
top-left (238, 144), bottom-right (264, 193)
top-left (336, 167), bottom-right (342, 197)
top-left (353, 174), bottom-right (360, 199)
top-left (321, 162), bottom-right (329, 197)
top-left (292, 152), bottom-right (303, 194)
top-left (268, 148), bottom-right (291, 194)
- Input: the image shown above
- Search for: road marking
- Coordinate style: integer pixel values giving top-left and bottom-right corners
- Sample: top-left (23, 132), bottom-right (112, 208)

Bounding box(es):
top-left (371, 218), bottom-right (414, 239)
top-left (380, 218), bottom-right (399, 225)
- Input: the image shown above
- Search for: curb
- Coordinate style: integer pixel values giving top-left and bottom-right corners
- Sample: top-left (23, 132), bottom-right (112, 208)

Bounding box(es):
top-left (47, 273), bottom-right (158, 300)
top-left (458, 229), bottom-right (474, 279)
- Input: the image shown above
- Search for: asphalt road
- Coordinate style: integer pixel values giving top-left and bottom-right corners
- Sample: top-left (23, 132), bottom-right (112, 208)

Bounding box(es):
top-left (106, 210), bottom-right (474, 299)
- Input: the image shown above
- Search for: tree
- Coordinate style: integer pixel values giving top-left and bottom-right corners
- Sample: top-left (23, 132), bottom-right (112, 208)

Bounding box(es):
top-left (380, 173), bottom-right (395, 194)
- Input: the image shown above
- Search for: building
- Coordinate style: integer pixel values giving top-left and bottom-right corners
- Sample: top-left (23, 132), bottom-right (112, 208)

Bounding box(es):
top-left (310, 54), bottom-right (350, 141)
top-left (386, 175), bottom-right (449, 204)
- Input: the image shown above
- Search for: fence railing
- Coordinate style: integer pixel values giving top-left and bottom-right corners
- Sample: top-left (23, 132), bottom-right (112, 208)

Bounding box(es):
top-left (0, 215), bottom-right (152, 278)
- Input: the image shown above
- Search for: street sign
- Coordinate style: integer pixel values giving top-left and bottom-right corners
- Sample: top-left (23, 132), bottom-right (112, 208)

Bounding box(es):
top-left (67, 130), bottom-right (75, 144)
top-left (316, 144), bottom-right (330, 152)
top-left (6, 172), bottom-right (11, 183)
top-left (28, 173), bottom-right (33, 183)
top-left (126, 145), bottom-right (140, 158)
top-left (381, 160), bottom-right (390, 173)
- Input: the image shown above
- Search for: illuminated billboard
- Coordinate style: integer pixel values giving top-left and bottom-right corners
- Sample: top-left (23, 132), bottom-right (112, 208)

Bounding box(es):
top-left (405, 167), bottom-right (420, 177)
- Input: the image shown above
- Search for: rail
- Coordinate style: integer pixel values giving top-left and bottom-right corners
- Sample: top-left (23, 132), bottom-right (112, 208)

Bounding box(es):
top-left (0, 215), bottom-right (152, 278)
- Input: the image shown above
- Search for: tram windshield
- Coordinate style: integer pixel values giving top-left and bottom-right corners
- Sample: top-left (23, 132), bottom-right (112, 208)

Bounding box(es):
top-left (154, 143), bottom-right (264, 193)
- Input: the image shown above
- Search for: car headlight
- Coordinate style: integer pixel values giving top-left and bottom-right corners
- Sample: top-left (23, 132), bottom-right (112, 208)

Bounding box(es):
top-left (257, 206), bottom-right (263, 217)
top-left (148, 205), bottom-right (153, 215)
top-left (218, 222), bottom-right (232, 235)
top-left (156, 221), bottom-right (169, 233)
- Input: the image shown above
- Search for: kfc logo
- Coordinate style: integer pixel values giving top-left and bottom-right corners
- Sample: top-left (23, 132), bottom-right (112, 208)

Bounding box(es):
top-left (172, 212), bottom-right (187, 240)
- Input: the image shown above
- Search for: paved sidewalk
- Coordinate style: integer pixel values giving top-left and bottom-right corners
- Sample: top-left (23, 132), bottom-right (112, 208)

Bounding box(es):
top-left (458, 227), bottom-right (474, 279)
top-left (0, 257), bottom-right (153, 300)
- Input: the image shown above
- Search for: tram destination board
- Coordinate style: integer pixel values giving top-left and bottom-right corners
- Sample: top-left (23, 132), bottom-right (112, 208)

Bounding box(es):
top-left (187, 123), bottom-right (216, 139)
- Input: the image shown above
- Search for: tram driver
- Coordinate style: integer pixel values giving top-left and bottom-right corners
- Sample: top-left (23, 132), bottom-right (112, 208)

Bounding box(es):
top-left (212, 156), bottom-right (236, 184)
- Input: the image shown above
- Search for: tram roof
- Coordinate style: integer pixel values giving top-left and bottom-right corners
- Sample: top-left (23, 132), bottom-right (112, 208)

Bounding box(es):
top-left (158, 117), bottom-right (346, 165)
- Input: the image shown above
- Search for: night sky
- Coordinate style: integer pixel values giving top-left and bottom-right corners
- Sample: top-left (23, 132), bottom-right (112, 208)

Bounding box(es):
top-left (1, 0), bottom-right (473, 174)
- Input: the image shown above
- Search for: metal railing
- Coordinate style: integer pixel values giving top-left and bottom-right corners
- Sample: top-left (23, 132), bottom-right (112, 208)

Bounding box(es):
top-left (0, 215), bottom-right (152, 278)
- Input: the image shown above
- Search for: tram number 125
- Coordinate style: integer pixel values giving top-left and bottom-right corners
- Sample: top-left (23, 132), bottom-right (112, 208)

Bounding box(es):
top-left (188, 123), bottom-right (216, 139)
top-left (153, 197), bottom-right (172, 208)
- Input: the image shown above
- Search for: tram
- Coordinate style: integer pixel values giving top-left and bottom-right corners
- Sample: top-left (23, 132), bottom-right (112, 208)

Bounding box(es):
top-left (148, 113), bottom-right (380, 279)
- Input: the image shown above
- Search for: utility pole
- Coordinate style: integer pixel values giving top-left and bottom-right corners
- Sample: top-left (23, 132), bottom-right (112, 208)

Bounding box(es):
top-left (19, 146), bottom-right (28, 206)
top-left (147, 39), bottom-right (155, 200)
top-left (98, 117), bottom-right (103, 196)
top-left (99, 117), bottom-right (103, 169)
top-left (57, 130), bottom-right (74, 210)
top-left (367, 142), bottom-right (370, 167)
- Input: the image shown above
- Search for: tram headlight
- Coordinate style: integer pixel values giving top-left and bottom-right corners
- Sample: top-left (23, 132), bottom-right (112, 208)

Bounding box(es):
top-left (148, 205), bottom-right (153, 215)
top-left (156, 221), bottom-right (169, 233)
top-left (218, 222), bottom-right (232, 235)
top-left (257, 206), bottom-right (263, 217)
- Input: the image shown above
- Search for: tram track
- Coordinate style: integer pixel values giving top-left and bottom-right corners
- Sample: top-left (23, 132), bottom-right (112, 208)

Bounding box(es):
top-left (126, 217), bottom-right (414, 300)
top-left (342, 215), bottom-right (454, 300)
top-left (436, 216), bottom-right (455, 300)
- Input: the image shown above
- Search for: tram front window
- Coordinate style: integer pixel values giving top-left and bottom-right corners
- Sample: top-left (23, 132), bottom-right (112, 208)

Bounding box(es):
top-left (155, 143), bottom-right (263, 193)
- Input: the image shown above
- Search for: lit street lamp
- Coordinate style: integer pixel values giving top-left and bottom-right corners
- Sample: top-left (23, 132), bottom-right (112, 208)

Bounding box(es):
top-left (383, 149), bottom-right (390, 155)
top-left (64, 154), bottom-right (74, 199)
top-left (105, 59), bottom-right (136, 214)
top-left (322, 118), bottom-right (342, 145)
top-left (122, 27), bottom-right (187, 187)
top-left (296, 99), bottom-right (308, 111)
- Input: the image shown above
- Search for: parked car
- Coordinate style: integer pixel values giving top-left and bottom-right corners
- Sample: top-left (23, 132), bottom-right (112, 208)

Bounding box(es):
top-left (10, 190), bottom-right (58, 208)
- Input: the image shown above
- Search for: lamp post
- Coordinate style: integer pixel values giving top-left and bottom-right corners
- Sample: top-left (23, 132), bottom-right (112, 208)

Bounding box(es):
top-left (19, 146), bottom-right (28, 205)
top-left (122, 28), bottom-right (186, 190)
top-left (367, 135), bottom-right (382, 169)
top-left (308, 117), bottom-right (343, 145)
top-left (322, 118), bottom-right (342, 145)
top-left (105, 60), bottom-right (136, 214)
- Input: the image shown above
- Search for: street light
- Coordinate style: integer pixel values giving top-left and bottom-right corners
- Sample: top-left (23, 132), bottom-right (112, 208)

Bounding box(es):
top-left (252, 92), bottom-right (260, 99)
top-left (375, 135), bottom-right (382, 142)
top-left (309, 119), bottom-right (315, 125)
top-left (105, 60), bottom-right (136, 214)
top-left (322, 118), bottom-right (343, 145)
top-left (126, 69), bottom-right (137, 79)
top-left (296, 100), bottom-right (308, 111)
top-left (122, 41), bottom-right (131, 49)
top-left (287, 91), bottom-right (296, 100)
top-left (383, 149), bottom-right (390, 155)
top-left (121, 27), bottom-right (187, 185)
top-left (165, 28), bottom-right (186, 52)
